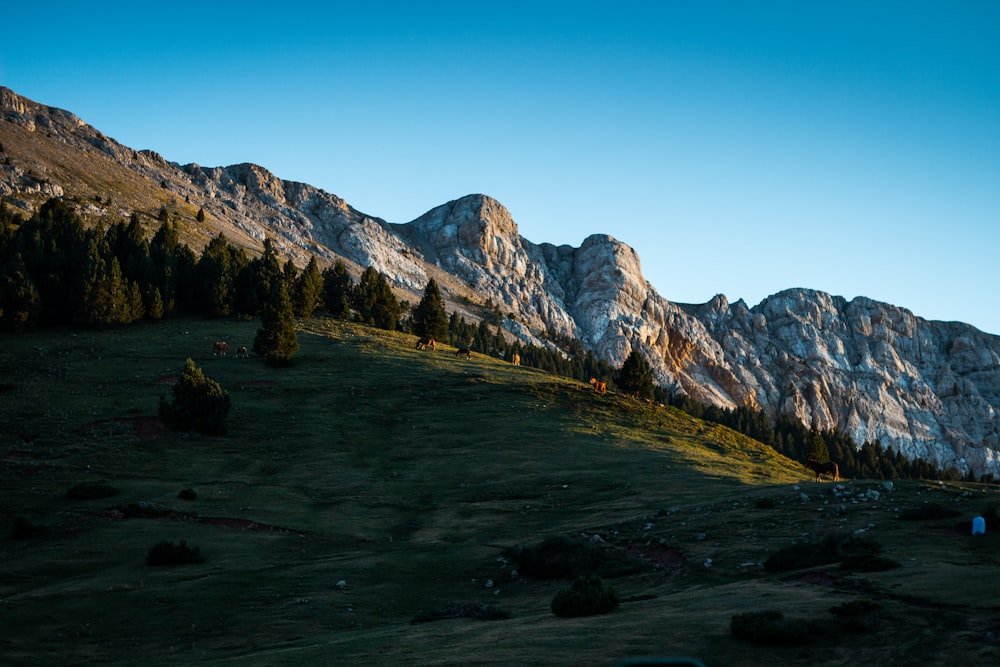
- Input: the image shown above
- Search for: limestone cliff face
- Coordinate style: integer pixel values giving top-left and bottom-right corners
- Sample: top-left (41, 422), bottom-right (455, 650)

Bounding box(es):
top-left (3, 86), bottom-right (999, 475)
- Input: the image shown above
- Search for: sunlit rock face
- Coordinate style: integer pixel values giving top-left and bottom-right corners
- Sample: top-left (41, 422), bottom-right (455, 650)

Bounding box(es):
top-left (3, 85), bottom-right (999, 476)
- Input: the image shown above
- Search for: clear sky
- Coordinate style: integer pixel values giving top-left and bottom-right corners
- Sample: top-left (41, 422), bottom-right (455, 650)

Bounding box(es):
top-left (3, 1), bottom-right (998, 334)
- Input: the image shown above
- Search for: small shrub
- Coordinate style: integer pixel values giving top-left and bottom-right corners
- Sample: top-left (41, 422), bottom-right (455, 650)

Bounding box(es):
top-left (66, 483), bottom-right (120, 500)
top-left (10, 516), bottom-right (46, 539)
top-left (505, 535), bottom-right (644, 580)
top-left (146, 540), bottom-right (204, 566)
top-left (550, 573), bottom-right (620, 618)
top-left (159, 358), bottom-right (231, 435)
top-left (730, 610), bottom-right (824, 645)
top-left (841, 553), bottom-right (900, 572)
top-left (411, 603), bottom-right (512, 624)
top-left (178, 488), bottom-right (197, 501)
top-left (830, 599), bottom-right (882, 633)
top-left (900, 503), bottom-right (961, 521)
top-left (147, 539), bottom-right (203, 565)
top-left (755, 498), bottom-right (775, 509)
top-left (764, 533), bottom-right (883, 573)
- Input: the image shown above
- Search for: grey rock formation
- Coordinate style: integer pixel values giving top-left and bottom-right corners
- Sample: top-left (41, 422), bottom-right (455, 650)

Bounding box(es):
top-left (2, 86), bottom-right (998, 475)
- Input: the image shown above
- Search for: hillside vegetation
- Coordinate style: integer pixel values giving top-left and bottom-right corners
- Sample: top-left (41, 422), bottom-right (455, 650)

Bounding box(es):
top-left (2, 317), bottom-right (999, 665)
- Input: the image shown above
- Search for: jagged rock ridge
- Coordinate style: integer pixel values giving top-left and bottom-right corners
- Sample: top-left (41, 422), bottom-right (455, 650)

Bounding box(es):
top-left (2, 86), bottom-right (998, 475)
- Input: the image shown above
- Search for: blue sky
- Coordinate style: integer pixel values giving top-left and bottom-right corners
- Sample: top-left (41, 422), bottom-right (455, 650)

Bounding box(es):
top-left (3, 1), bottom-right (998, 334)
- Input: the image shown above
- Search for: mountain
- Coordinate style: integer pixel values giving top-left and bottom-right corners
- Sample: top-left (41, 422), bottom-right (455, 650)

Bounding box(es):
top-left (2, 86), bottom-right (998, 475)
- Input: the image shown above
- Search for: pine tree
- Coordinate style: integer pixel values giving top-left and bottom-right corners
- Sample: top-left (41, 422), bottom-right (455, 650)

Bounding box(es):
top-left (0, 254), bottom-right (42, 331)
top-left (617, 349), bottom-right (655, 399)
top-left (411, 278), bottom-right (449, 340)
top-left (321, 260), bottom-right (353, 318)
top-left (805, 429), bottom-right (830, 462)
top-left (159, 358), bottom-right (231, 435)
top-left (253, 280), bottom-right (299, 365)
top-left (293, 256), bottom-right (323, 318)
top-left (196, 233), bottom-right (236, 317)
top-left (353, 266), bottom-right (399, 330)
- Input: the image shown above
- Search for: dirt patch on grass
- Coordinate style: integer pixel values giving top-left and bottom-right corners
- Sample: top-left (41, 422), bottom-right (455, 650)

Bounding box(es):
top-left (105, 504), bottom-right (303, 535)
top-left (78, 416), bottom-right (167, 441)
top-left (235, 381), bottom-right (277, 390)
top-left (625, 543), bottom-right (686, 569)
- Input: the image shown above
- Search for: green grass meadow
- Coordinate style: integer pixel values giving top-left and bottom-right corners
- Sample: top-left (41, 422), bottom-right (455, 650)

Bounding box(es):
top-left (2, 317), bottom-right (1000, 665)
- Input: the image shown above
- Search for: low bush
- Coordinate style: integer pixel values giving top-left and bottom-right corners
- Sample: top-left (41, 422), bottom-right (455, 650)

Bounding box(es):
top-left (178, 488), bottom-right (197, 500)
top-left (899, 503), bottom-right (961, 521)
top-left (159, 358), bottom-right (230, 435)
top-left (841, 553), bottom-right (900, 572)
top-left (764, 533), bottom-right (884, 573)
top-left (830, 599), bottom-right (882, 633)
top-left (9, 516), bottom-right (46, 539)
top-left (411, 603), bottom-right (512, 624)
top-left (730, 610), bottom-right (824, 645)
top-left (146, 540), bottom-right (204, 566)
top-left (504, 535), bottom-right (644, 580)
top-left (755, 498), bottom-right (776, 509)
top-left (550, 573), bottom-right (620, 618)
top-left (66, 483), bottom-right (120, 500)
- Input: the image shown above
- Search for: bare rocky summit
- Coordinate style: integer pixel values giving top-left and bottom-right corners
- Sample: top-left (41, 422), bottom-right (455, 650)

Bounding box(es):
top-left (2, 86), bottom-right (998, 475)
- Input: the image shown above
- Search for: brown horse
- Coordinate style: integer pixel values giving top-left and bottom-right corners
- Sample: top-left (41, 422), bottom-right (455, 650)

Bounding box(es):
top-left (236, 346), bottom-right (249, 358)
top-left (805, 458), bottom-right (840, 482)
top-left (213, 341), bottom-right (230, 356)
top-left (456, 348), bottom-right (472, 359)
top-left (415, 337), bottom-right (436, 350)
top-left (590, 378), bottom-right (607, 395)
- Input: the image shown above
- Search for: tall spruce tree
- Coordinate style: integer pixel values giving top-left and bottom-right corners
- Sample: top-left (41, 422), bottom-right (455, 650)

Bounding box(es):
top-left (411, 278), bottom-right (449, 340)
top-left (353, 266), bottom-right (399, 330)
top-left (253, 280), bottom-right (299, 365)
top-left (293, 256), bottom-right (324, 318)
top-left (321, 260), bottom-right (353, 318)
top-left (617, 349), bottom-right (655, 399)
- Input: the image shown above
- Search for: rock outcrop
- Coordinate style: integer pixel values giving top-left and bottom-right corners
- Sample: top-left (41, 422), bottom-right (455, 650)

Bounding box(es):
top-left (2, 86), bottom-right (998, 475)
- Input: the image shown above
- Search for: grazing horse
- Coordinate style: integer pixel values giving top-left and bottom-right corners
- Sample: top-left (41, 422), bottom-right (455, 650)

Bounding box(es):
top-left (590, 378), bottom-right (607, 395)
top-left (512, 352), bottom-right (520, 366)
top-left (236, 346), bottom-right (249, 358)
top-left (456, 347), bottom-right (472, 359)
top-left (415, 337), bottom-right (436, 350)
top-left (213, 341), bottom-right (230, 356)
top-left (805, 458), bottom-right (840, 482)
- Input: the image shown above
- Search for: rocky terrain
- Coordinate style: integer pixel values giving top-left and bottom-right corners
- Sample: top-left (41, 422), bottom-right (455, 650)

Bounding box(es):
top-left (2, 86), bottom-right (998, 475)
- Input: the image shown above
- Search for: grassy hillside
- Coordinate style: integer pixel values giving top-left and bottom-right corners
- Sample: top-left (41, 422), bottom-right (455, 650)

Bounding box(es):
top-left (2, 317), bottom-right (999, 666)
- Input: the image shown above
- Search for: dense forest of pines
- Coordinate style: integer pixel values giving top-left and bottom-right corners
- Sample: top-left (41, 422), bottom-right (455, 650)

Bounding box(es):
top-left (0, 198), bottom-right (975, 483)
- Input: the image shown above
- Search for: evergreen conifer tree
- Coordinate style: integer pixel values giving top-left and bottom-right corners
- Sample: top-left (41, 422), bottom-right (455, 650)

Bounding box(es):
top-left (159, 358), bottom-right (231, 435)
top-left (293, 256), bottom-right (323, 318)
top-left (353, 266), bottom-right (399, 330)
top-left (321, 260), bottom-right (353, 318)
top-left (253, 280), bottom-right (299, 365)
top-left (617, 349), bottom-right (655, 399)
top-left (411, 278), bottom-right (449, 340)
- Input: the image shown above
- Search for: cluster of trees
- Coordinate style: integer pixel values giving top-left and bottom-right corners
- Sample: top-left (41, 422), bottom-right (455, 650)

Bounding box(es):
top-left (0, 199), bottom-right (310, 339)
top-left (666, 395), bottom-right (974, 483)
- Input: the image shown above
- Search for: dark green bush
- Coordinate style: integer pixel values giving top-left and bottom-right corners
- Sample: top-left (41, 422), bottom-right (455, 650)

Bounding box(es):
top-left (900, 503), bottom-right (961, 521)
top-left (159, 358), bottom-right (230, 435)
top-left (550, 573), bottom-right (620, 618)
top-left (755, 498), bottom-right (775, 509)
top-left (730, 610), bottom-right (824, 645)
top-left (411, 603), bottom-right (512, 624)
top-left (146, 540), bottom-right (204, 566)
top-left (830, 599), bottom-right (882, 633)
top-left (178, 488), bottom-right (197, 501)
top-left (764, 533), bottom-right (883, 573)
top-left (840, 553), bottom-right (900, 572)
top-left (505, 535), bottom-right (644, 580)
top-left (9, 516), bottom-right (46, 539)
top-left (66, 483), bottom-right (120, 500)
